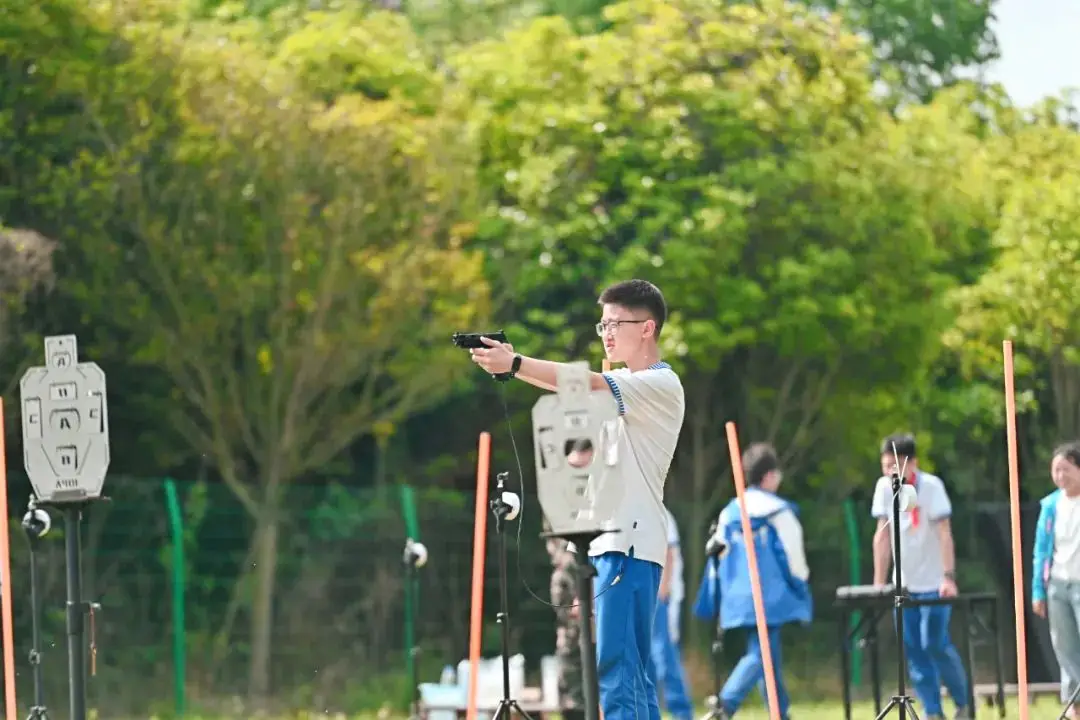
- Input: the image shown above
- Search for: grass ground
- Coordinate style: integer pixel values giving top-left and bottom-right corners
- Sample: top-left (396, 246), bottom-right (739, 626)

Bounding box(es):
top-left (699, 698), bottom-right (1061, 719)
top-left (146, 697), bottom-right (1065, 720)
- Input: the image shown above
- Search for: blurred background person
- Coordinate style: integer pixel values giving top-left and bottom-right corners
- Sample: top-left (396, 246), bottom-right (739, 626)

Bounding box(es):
top-left (650, 506), bottom-right (692, 720)
top-left (692, 443), bottom-right (811, 719)
top-left (549, 537), bottom-right (586, 720)
top-left (1032, 442), bottom-right (1080, 720)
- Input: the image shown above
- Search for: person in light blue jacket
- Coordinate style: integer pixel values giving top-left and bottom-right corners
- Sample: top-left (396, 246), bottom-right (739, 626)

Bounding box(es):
top-left (1032, 441), bottom-right (1080, 719)
top-left (692, 443), bottom-right (812, 720)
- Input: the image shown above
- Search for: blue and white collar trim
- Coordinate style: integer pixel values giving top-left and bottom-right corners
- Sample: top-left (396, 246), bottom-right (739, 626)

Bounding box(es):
top-left (648, 361), bottom-right (672, 370)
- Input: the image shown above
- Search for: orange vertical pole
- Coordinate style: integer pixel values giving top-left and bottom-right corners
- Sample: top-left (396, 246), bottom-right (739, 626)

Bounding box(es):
top-left (1003, 341), bottom-right (1029, 720)
top-left (725, 422), bottom-right (781, 720)
top-left (466, 432), bottom-right (492, 720)
top-left (0, 399), bottom-right (17, 720)
top-left (602, 360), bottom-right (611, 372)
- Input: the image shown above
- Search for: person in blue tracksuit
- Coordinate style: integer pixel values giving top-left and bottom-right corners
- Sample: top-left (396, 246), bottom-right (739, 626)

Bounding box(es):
top-left (693, 442), bottom-right (812, 719)
top-left (1032, 441), bottom-right (1080, 720)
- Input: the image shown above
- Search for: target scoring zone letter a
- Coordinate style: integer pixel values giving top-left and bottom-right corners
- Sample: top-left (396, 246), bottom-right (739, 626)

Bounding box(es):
top-left (20, 335), bottom-right (111, 504)
top-left (531, 361), bottom-right (623, 534)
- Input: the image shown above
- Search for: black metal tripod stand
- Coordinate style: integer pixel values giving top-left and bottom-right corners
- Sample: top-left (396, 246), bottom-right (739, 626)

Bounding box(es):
top-left (490, 472), bottom-right (534, 720)
top-left (700, 520), bottom-right (728, 720)
top-left (23, 500), bottom-right (51, 720)
top-left (402, 538), bottom-right (426, 720)
top-left (876, 468), bottom-right (920, 720)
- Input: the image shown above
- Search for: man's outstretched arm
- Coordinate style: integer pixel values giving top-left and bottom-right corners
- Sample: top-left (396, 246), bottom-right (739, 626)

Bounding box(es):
top-left (470, 337), bottom-right (609, 392)
top-left (516, 356), bottom-right (609, 393)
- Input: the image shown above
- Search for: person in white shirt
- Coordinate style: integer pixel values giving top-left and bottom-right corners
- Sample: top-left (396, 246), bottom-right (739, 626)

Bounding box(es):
top-left (470, 279), bottom-right (686, 720)
top-left (1032, 441), bottom-right (1080, 720)
top-left (871, 433), bottom-right (970, 720)
top-left (650, 507), bottom-right (692, 720)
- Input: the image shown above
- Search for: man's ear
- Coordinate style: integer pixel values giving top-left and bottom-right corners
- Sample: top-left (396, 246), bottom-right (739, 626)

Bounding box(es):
top-left (644, 318), bottom-right (657, 339)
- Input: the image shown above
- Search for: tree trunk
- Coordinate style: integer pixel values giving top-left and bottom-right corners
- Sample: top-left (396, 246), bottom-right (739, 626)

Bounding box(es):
top-left (248, 510), bottom-right (280, 702)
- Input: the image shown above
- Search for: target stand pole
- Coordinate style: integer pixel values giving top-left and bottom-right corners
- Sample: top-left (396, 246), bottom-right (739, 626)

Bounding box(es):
top-left (876, 468), bottom-right (919, 720)
top-left (407, 559), bottom-right (418, 720)
top-left (23, 499), bottom-right (50, 720)
top-left (64, 505), bottom-right (88, 720)
top-left (402, 542), bottom-right (424, 720)
top-left (541, 528), bottom-right (619, 720)
top-left (489, 473), bottom-right (534, 720)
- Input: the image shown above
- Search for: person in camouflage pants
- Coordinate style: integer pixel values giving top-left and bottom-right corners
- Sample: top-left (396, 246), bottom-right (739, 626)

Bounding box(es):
top-left (549, 539), bottom-right (586, 720)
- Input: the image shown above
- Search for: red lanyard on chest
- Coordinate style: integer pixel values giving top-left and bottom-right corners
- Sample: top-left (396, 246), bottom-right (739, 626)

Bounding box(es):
top-left (905, 472), bottom-right (919, 528)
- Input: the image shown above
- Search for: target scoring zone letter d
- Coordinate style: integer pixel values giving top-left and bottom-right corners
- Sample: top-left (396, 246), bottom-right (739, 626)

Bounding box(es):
top-left (19, 335), bottom-right (111, 504)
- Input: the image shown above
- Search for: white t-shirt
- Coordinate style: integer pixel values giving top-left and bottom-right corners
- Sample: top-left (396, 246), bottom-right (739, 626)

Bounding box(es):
top-left (589, 362), bottom-right (685, 566)
top-left (870, 471), bottom-right (952, 593)
top-left (1052, 493), bottom-right (1080, 582)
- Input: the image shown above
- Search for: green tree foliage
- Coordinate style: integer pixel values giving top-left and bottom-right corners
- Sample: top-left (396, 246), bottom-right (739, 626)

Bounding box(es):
top-left (0, 228), bottom-right (55, 392)
top-left (816, 0), bottom-right (998, 100)
top-left (948, 103), bottom-right (1080, 442)
top-left (451, 0), bottom-right (997, 589)
top-left (529, 0), bottom-right (998, 99)
top-left (3, 0), bottom-right (490, 700)
top-left (454, 0), bottom-right (990, 472)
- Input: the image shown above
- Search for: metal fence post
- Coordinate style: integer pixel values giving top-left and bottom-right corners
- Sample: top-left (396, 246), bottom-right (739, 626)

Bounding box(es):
top-left (163, 478), bottom-right (187, 717)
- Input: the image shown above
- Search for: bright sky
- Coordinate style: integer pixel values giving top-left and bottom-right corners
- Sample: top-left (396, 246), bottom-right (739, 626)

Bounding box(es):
top-left (982, 0), bottom-right (1080, 108)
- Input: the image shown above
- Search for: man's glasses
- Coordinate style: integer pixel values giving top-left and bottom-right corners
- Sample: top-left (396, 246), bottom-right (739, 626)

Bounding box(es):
top-left (595, 320), bottom-right (647, 336)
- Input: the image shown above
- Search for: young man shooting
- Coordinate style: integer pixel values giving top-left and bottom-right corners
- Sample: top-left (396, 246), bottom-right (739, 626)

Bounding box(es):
top-left (872, 433), bottom-right (971, 720)
top-left (470, 279), bottom-right (686, 720)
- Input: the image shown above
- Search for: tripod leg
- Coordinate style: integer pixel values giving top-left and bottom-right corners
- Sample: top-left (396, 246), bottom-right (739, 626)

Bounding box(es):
top-left (28, 538), bottom-right (46, 719)
top-left (508, 700), bottom-right (535, 720)
top-left (874, 698), bottom-right (900, 720)
top-left (1057, 677), bottom-right (1080, 720)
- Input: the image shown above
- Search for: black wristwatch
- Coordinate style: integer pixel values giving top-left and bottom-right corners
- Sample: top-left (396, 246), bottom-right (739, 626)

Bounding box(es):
top-left (509, 354), bottom-right (523, 378)
top-left (944, 570), bottom-right (956, 581)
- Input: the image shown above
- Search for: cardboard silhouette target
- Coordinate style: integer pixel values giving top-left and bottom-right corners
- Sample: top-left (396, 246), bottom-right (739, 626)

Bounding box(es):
top-left (531, 361), bottom-right (622, 535)
top-left (20, 335), bottom-right (110, 503)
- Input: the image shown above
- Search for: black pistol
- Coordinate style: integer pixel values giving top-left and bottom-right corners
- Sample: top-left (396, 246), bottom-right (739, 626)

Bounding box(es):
top-left (452, 330), bottom-right (513, 381)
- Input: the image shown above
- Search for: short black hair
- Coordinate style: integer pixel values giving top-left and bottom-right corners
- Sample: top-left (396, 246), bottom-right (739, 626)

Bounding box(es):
top-left (1053, 441), bottom-right (1080, 468)
top-left (598, 279), bottom-right (667, 336)
top-left (880, 433), bottom-right (917, 460)
top-left (742, 443), bottom-right (779, 487)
